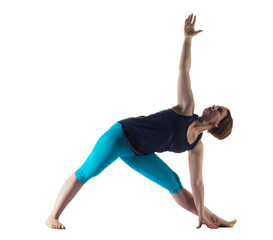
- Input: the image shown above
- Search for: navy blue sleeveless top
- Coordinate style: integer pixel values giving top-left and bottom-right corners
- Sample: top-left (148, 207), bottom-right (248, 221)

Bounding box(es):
top-left (118, 109), bottom-right (203, 156)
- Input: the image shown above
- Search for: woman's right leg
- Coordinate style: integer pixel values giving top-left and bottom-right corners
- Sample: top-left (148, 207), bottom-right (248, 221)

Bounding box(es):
top-left (46, 123), bottom-right (123, 229)
top-left (172, 189), bottom-right (237, 227)
top-left (119, 153), bottom-right (183, 194)
top-left (119, 150), bottom-right (236, 227)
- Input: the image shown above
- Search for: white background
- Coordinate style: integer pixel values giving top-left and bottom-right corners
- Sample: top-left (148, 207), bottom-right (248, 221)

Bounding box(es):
top-left (1, 0), bottom-right (272, 239)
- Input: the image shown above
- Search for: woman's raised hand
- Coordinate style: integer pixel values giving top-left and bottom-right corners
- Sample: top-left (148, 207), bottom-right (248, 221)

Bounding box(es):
top-left (184, 13), bottom-right (203, 38)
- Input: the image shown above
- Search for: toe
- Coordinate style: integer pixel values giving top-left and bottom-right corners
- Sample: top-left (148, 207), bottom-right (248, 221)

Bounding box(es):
top-left (227, 220), bottom-right (236, 227)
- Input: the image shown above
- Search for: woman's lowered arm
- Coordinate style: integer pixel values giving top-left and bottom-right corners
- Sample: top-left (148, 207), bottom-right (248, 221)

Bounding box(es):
top-left (188, 140), bottom-right (219, 229)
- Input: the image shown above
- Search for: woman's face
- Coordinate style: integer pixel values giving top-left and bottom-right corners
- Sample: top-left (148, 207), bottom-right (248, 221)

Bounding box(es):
top-left (202, 105), bottom-right (228, 127)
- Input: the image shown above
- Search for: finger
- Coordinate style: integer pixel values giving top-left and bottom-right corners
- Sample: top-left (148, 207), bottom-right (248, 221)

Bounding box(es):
top-left (206, 223), bottom-right (211, 229)
top-left (211, 223), bottom-right (219, 229)
top-left (196, 222), bottom-right (202, 229)
top-left (193, 15), bottom-right (196, 26)
top-left (190, 13), bottom-right (193, 24)
top-left (195, 30), bottom-right (203, 35)
top-left (206, 220), bottom-right (218, 229)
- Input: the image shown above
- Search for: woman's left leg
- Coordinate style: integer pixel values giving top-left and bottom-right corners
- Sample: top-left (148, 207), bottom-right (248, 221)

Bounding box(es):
top-left (46, 122), bottom-right (125, 229)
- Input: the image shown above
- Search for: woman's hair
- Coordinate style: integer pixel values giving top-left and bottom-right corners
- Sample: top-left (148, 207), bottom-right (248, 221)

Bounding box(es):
top-left (208, 108), bottom-right (233, 140)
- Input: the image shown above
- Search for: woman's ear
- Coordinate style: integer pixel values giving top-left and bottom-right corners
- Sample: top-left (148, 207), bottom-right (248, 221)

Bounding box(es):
top-left (214, 123), bottom-right (219, 128)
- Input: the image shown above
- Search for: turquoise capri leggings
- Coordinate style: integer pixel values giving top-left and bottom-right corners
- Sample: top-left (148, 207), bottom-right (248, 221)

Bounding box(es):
top-left (75, 122), bottom-right (183, 194)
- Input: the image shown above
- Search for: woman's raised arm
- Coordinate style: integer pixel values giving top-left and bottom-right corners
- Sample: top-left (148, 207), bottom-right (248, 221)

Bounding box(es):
top-left (177, 14), bottom-right (202, 113)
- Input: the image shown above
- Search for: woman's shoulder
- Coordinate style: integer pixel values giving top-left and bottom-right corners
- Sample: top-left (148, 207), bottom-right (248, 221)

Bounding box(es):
top-left (171, 104), bottom-right (194, 117)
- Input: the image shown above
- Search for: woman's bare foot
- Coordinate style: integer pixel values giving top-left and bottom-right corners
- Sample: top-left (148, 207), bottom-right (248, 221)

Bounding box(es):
top-left (46, 215), bottom-right (66, 230)
top-left (209, 215), bottom-right (237, 227)
top-left (204, 208), bottom-right (237, 228)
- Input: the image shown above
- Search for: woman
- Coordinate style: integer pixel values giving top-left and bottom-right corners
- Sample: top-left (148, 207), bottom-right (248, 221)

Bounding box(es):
top-left (46, 14), bottom-right (237, 230)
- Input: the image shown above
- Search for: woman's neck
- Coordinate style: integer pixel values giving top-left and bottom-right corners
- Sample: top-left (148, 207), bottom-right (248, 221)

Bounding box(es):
top-left (190, 118), bottom-right (212, 136)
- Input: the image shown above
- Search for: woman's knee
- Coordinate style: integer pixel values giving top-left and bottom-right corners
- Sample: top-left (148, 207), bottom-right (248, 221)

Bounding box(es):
top-left (74, 123), bottom-right (123, 184)
top-left (168, 171), bottom-right (183, 194)
top-left (74, 167), bottom-right (101, 184)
